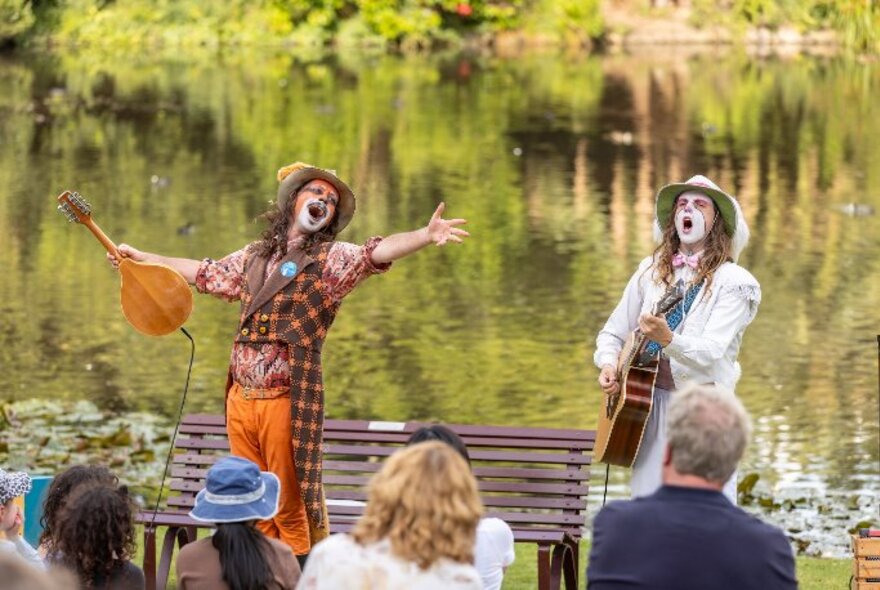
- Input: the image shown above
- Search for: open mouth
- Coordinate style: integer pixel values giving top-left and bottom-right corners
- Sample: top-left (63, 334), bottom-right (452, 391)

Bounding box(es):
top-left (682, 217), bottom-right (693, 232)
top-left (308, 202), bottom-right (327, 219)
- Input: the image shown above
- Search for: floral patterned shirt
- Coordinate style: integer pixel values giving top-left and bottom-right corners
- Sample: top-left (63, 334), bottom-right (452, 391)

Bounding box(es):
top-left (195, 237), bottom-right (390, 388)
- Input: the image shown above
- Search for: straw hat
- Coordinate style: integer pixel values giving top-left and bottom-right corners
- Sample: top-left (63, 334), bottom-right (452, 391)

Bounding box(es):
top-left (653, 175), bottom-right (751, 261)
top-left (276, 163), bottom-right (356, 233)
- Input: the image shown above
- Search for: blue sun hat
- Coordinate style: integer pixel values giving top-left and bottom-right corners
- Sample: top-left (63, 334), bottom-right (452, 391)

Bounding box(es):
top-left (189, 456), bottom-right (280, 524)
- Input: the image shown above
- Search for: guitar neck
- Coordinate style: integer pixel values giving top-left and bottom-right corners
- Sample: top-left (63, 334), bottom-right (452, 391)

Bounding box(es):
top-left (82, 217), bottom-right (119, 257)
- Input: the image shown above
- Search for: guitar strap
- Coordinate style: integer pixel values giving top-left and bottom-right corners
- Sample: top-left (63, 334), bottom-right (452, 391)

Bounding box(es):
top-left (644, 281), bottom-right (704, 356)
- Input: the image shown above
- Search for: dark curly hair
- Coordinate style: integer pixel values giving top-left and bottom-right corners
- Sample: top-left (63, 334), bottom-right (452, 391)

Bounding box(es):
top-left (251, 188), bottom-right (339, 258)
top-left (54, 484), bottom-right (137, 588)
top-left (39, 465), bottom-right (118, 553)
top-left (651, 203), bottom-right (732, 297)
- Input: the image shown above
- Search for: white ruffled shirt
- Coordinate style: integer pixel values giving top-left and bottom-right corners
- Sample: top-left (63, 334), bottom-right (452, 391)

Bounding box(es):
top-left (594, 256), bottom-right (761, 392)
top-left (296, 535), bottom-right (482, 590)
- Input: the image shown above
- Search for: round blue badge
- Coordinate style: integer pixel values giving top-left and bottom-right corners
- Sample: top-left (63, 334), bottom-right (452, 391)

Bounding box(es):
top-left (280, 261), bottom-right (298, 277)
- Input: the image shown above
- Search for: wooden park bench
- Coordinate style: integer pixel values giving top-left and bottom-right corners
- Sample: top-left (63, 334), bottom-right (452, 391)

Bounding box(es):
top-left (136, 414), bottom-right (596, 590)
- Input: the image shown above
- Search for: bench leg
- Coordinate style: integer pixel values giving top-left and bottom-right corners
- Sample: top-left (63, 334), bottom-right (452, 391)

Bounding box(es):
top-left (537, 544), bottom-right (551, 590)
top-left (143, 526), bottom-right (157, 590)
top-left (550, 543), bottom-right (578, 590)
top-left (156, 526), bottom-right (182, 590)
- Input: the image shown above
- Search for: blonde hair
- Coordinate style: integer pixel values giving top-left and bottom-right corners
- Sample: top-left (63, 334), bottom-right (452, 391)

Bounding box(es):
top-left (352, 442), bottom-right (483, 569)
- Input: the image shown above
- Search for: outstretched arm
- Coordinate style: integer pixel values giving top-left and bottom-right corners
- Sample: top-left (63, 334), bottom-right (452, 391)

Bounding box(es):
top-left (370, 202), bottom-right (469, 265)
top-left (107, 244), bottom-right (202, 284)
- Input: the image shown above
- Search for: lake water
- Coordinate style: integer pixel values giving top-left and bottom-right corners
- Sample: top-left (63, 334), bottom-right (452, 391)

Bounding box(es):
top-left (1, 47), bottom-right (878, 556)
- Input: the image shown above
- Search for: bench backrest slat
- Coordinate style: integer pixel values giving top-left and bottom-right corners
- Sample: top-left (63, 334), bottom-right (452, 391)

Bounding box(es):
top-left (157, 416), bottom-right (596, 540)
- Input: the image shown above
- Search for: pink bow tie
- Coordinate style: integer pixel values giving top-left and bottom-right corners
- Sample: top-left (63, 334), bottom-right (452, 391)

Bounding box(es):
top-left (672, 252), bottom-right (701, 269)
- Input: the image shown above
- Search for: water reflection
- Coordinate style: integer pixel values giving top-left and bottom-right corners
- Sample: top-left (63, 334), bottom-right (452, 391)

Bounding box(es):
top-left (0, 49), bottom-right (878, 551)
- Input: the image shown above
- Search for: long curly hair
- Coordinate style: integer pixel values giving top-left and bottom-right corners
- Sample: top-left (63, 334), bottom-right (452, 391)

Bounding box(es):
top-left (39, 465), bottom-right (118, 554)
top-left (54, 483), bottom-right (137, 587)
top-left (251, 189), bottom-right (340, 258)
top-left (652, 204), bottom-right (733, 295)
top-left (352, 442), bottom-right (483, 569)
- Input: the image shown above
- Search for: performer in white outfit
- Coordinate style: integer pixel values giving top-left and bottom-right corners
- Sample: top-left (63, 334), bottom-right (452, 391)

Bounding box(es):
top-left (594, 175), bottom-right (761, 501)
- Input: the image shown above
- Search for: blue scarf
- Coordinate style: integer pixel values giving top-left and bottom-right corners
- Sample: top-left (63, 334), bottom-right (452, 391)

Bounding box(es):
top-left (644, 281), bottom-right (703, 356)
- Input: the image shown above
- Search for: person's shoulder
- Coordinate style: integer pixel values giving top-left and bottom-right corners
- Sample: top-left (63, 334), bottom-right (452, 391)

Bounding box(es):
top-left (478, 517), bottom-right (513, 536)
top-left (177, 537), bottom-right (214, 559)
top-left (595, 496), bottom-right (655, 524)
top-left (310, 532), bottom-right (358, 557)
top-left (728, 506), bottom-right (789, 542)
top-left (265, 536), bottom-right (296, 555)
top-left (637, 255), bottom-right (655, 272)
top-left (716, 261), bottom-right (759, 288)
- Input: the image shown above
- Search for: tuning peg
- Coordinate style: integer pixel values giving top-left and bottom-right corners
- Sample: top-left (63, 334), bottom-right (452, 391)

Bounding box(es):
top-left (57, 203), bottom-right (74, 222)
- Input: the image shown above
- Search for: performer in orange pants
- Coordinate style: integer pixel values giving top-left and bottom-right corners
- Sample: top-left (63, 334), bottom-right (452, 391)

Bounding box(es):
top-left (110, 163), bottom-right (469, 560)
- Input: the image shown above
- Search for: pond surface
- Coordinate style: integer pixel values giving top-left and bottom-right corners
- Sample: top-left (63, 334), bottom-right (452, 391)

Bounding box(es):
top-left (0, 47), bottom-right (878, 556)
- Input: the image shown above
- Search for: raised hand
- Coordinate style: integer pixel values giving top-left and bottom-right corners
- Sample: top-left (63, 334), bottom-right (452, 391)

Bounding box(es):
top-left (426, 202), bottom-right (470, 246)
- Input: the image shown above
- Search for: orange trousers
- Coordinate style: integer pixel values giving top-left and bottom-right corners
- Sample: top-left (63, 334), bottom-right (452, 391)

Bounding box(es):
top-left (225, 382), bottom-right (328, 555)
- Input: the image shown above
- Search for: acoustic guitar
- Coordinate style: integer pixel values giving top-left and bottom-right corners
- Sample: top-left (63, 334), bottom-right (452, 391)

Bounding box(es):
top-left (57, 190), bottom-right (193, 337)
top-left (595, 281), bottom-right (685, 467)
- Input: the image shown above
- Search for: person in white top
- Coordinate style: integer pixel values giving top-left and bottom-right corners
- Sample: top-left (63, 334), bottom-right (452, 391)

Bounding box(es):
top-left (297, 442), bottom-right (483, 590)
top-left (474, 517), bottom-right (515, 590)
top-left (594, 175), bottom-right (761, 501)
top-left (406, 425), bottom-right (516, 590)
top-left (0, 469), bottom-right (45, 570)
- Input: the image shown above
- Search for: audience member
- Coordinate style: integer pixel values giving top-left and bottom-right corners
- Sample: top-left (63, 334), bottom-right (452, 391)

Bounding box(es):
top-left (178, 456), bottom-right (301, 590)
top-left (297, 442), bottom-right (483, 589)
top-left (0, 552), bottom-right (77, 590)
top-left (587, 383), bottom-right (798, 590)
top-left (53, 482), bottom-right (144, 589)
top-left (39, 465), bottom-right (118, 557)
top-left (407, 425), bottom-right (515, 590)
top-left (0, 468), bottom-right (45, 570)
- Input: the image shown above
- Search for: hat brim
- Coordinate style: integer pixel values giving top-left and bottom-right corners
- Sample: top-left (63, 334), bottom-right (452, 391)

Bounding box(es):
top-left (189, 471), bottom-right (281, 524)
top-left (655, 183), bottom-right (737, 238)
top-left (276, 167), bottom-right (356, 234)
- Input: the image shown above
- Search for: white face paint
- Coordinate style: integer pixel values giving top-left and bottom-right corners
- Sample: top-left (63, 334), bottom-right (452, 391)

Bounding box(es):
top-left (296, 198), bottom-right (332, 233)
top-left (291, 180), bottom-right (339, 235)
top-left (674, 192), bottom-right (716, 247)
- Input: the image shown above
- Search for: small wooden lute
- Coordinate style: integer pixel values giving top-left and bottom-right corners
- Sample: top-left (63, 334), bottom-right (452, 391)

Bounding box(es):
top-left (595, 281), bottom-right (685, 467)
top-left (57, 190), bottom-right (193, 336)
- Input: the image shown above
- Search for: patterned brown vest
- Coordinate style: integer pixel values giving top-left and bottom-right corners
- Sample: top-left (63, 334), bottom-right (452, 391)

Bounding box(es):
top-left (230, 241), bottom-right (340, 527)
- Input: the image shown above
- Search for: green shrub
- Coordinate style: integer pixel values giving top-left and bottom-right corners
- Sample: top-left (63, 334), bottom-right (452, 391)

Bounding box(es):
top-left (0, 0), bottom-right (35, 43)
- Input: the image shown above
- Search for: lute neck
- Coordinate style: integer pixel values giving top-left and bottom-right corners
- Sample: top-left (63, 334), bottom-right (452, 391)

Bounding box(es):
top-left (83, 217), bottom-right (120, 257)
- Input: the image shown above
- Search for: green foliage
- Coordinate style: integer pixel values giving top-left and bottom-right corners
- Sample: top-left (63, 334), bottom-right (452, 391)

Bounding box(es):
top-left (0, 0), bottom-right (35, 42)
top-left (832, 0), bottom-right (880, 52)
top-left (523, 0), bottom-right (602, 42)
top-left (357, 0), bottom-right (444, 46)
top-left (691, 0), bottom-right (879, 52)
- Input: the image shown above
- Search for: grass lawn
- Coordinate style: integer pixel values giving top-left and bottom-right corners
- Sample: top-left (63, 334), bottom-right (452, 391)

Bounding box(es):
top-left (137, 529), bottom-right (851, 589)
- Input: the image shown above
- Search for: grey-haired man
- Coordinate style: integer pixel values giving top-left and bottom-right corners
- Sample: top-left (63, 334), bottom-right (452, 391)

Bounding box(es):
top-left (587, 383), bottom-right (797, 590)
